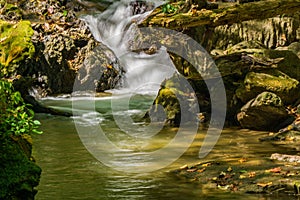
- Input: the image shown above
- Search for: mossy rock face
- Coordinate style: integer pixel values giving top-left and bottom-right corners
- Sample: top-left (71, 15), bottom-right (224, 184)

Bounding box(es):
top-left (262, 49), bottom-right (300, 81)
top-left (148, 74), bottom-right (198, 126)
top-left (0, 136), bottom-right (41, 200)
top-left (237, 92), bottom-right (289, 131)
top-left (236, 69), bottom-right (300, 104)
top-left (0, 20), bottom-right (34, 77)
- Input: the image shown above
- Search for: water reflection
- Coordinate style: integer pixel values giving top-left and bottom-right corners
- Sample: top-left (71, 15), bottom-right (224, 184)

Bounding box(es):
top-left (33, 113), bottom-right (293, 200)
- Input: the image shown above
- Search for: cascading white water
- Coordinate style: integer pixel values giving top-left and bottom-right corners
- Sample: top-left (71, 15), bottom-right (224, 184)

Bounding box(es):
top-left (81, 0), bottom-right (176, 94)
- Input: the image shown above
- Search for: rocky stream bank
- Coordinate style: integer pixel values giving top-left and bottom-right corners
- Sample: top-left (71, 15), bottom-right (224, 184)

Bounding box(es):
top-left (1, 0), bottom-right (300, 198)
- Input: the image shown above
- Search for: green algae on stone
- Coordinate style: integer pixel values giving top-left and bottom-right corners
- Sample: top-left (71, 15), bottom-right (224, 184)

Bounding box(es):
top-left (236, 69), bottom-right (300, 104)
top-left (148, 74), bottom-right (199, 126)
top-left (237, 92), bottom-right (289, 131)
top-left (0, 20), bottom-right (34, 77)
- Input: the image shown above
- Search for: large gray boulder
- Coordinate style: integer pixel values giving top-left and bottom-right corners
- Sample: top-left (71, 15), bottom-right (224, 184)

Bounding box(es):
top-left (75, 44), bottom-right (124, 92)
top-left (237, 92), bottom-right (289, 131)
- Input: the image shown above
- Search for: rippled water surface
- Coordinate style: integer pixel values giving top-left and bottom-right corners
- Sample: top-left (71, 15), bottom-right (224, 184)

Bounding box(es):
top-left (32, 96), bottom-right (295, 200)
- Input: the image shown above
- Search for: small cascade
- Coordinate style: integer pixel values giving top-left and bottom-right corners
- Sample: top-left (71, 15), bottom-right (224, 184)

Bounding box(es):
top-left (81, 0), bottom-right (176, 94)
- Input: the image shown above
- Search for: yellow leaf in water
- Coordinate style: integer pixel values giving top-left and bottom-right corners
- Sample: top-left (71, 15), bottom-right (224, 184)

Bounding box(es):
top-left (248, 172), bottom-right (256, 178)
top-left (197, 168), bottom-right (206, 173)
top-left (257, 182), bottom-right (272, 187)
top-left (187, 168), bottom-right (197, 172)
top-left (265, 167), bottom-right (281, 173)
top-left (227, 167), bottom-right (233, 172)
top-left (202, 163), bottom-right (211, 167)
top-left (180, 164), bottom-right (188, 170)
top-left (238, 158), bottom-right (247, 163)
top-left (239, 175), bottom-right (247, 179)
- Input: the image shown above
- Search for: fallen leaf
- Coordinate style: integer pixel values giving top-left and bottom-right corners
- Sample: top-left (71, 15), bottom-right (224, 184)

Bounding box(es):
top-left (239, 175), bottom-right (247, 179)
top-left (107, 64), bottom-right (113, 69)
top-left (180, 164), bottom-right (188, 170)
top-left (227, 167), bottom-right (233, 172)
top-left (217, 185), bottom-right (230, 190)
top-left (197, 168), bottom-right (206, 173)
top-left (187, 168), bottom-right (197, 172)
top-left (238, 158), bottom-right (247, 163)
top-left (248, 172), bottom-right (256, 178)
top-left (202, 163), bottom-right (211, 167)
top-left (266, 167), bottom-right (281, 173)
top-left (257, 182), bottom-right (272, 187)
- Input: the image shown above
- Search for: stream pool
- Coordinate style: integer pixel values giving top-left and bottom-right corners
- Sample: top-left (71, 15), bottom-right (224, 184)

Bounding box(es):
top-left (32, 95), bottom-right (295, 200)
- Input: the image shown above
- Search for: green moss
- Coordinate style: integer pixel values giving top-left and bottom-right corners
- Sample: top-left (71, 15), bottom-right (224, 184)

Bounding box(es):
top-left (0, 20), bottom-right (35, 77)
top-left (236, 70), bottom-right (300, 104)
top-left (0, 137), bottom-right (41, 199)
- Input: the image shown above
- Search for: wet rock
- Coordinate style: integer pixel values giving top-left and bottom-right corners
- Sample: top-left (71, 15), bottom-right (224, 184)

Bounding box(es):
top-left (75, 43), bottom-right (124, 92)
top-left (271, 153), bottom-right (300, 163)
top-left (263, 49), bottom-right (300, 81)
top-left (287, 42), bottom-right (300, 58)
top-left (237, 92), bottom-right (289, 131)
top-left (236, 70), bottom-right (300, 105)
top-left (189, 11), bottom-right (300, 51)
top-left (130, 0), bottom-right (155, 15)
top-left (10, 0), bottom-right (101, 97)
top-left (224, 40), bottom-right (267, 54)
top-left (0, 2), bottom-right (22, 21)
top-left (0, 135), bottom-right (41, 200)
top-left (147, 73), bottom-right (199, 126)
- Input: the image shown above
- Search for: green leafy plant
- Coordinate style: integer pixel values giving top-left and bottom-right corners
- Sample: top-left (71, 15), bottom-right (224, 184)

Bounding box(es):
top-left (162, 4), bottom-right (178, 14)
top-left (0, 80), bottom-right (42, 138)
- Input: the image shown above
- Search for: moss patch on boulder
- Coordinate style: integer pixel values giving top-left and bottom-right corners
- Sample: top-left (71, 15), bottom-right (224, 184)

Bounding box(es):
top-left (0, 20), bottom-right (34, 77)
top-left (237, 92), bottom-right (289, 131)
top-left (0, 135), bottom-right (41, 200)
top-left (236, 69), bottom-right (300, 104)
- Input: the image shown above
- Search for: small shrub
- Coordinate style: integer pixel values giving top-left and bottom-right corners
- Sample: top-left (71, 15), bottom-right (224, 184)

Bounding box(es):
top-left (0, 80), bottom-right (42, 138)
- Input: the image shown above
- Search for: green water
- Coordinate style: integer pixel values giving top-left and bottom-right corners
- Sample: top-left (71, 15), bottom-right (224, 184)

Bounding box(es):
top-left (33, 95), bottom-right (294, 199)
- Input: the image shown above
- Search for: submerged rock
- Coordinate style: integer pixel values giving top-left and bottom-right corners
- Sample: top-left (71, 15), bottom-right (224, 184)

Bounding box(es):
top-left (237, 92), bottom-right (289, 131)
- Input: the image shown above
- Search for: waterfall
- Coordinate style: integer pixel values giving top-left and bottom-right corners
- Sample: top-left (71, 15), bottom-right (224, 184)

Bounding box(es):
top-left (81, 0), bottom-right (176, 94)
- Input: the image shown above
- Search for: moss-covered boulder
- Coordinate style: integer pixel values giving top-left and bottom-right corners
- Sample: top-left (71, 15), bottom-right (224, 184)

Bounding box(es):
top-left (236, 69), bottom-right (300, 104)
top-left (0, 135), bottom-right (41, 200)
top-left (0, 80), bottom-right (41, 199)
top-left (237, 92), bottom-right (289, 131)
top-left (0, 20), bottom-right (34, 77)
top-left (148, 73), bottom-right (198, 126)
